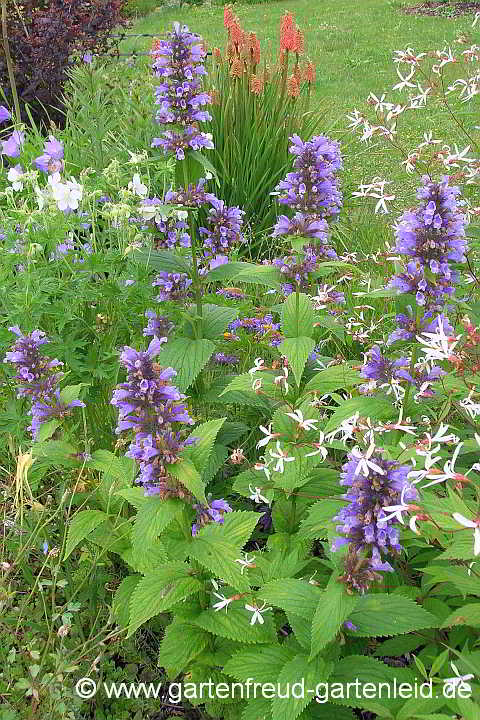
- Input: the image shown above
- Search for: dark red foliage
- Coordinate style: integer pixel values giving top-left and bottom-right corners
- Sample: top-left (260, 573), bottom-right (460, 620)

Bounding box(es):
top-left (0, 0), bottom-right (127, 126)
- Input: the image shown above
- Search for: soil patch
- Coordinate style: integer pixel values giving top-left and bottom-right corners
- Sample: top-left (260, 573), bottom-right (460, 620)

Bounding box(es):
top-left (403, 1), bottom-right (480, 16)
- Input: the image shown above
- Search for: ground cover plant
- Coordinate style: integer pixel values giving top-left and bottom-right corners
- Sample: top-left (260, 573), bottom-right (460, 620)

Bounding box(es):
top-left (0, 2), bottom-right (479, 720)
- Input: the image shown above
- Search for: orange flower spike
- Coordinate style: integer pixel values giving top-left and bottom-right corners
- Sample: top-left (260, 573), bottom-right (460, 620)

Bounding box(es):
top-left (249, 32), bottom-right (261, 65)
top-left (213, 47), bottom-right (222, 61)
top-left (224, 4), bottom-right (234, 29)
top-left (230, 20), bottom-right (245, 48)
top-left (280, 12), bottom-right (296, 52)
top-left (295, 30), bottom-right (304, 55)
top-left (287, 74), bottom-right (300, 98)
top-left (230, 56), bottom-right (244, 78)
top-left (250, 74), bottom-right (264, 95)
top-left (304, 61), bottom-right (316, 84)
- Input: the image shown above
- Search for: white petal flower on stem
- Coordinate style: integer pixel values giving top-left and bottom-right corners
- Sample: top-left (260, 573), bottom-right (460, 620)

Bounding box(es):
top-left (128, 173), bottom-right (148, 197)
top-left (235, 553), bottom-right (256, 574)
top-left (452, 512), bottom-right (480, 556)
top-left (285, 409), bottom-right (319, 431)
top-left (443, 662), bottom-right (474, 691)
top-left (7, 165), bottom-right (24, 191)
top-left (256, 423), bottom-right (277, 449)
top-left (268, 441), bottom-right (295, 474)
top-left (382, 485), bottom-right (415, 524)
top-left (392, 66), bottom-right (416, 91)
top-left (212, 592), bottom-right (233, 612)
top-left (244, 601), bottom-right (272, 625)
top-left (248, 484), bottom-right (270, 505)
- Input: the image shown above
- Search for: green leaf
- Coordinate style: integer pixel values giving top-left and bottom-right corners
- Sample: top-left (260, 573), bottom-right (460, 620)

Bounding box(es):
top-left (258, 579), bottom-right (320, 620)
top-left (279, 337), bottom-right (315, 387)
top-left (159, 621), bottom-right (210, 678)
top-left (298, 499), bottom-right (346, 540)
top-left (421, 565), bottom-right (480, 596)
top-left (64, 510), bottom-right (108, 560)
top-left (133, 249), bottom-right (192, 275)
top-left (202, 443), bottom-right (228, 484)
top-left (206, 261), bottom-right (283, 288)
top-left (304, 365), bottom-right (363, 394)
top-left (311, 582), bottom-right (359, 659)
top-left (112, 575), bottom-right (141, 629)
top-left (132, 498), bottom-right (183, 557)
top-left (59, 383), bottom-right (88, 404)
top-left (373, 635), bottom-right (425, 657)
top-left (224, 645), bottom-right (295, 684)
top-left (158, 337), bottom-right (215, 390)
top-left (313, 315), bottom-right (345, 342)
top-left (169, 458), bottom-right (206, 503)
top-left (34, 419), bottom-right (61, 443)
top-left (189, 536), bottom-right (250, 592)
top-left (128, 569), bottom-right (202, 636)
top-left (282, 292), bottom-right (315, 338)
top-left (88, 450), bottom-right (136, 484)
top-left (272, 654), bottom-right (329, 720)
top-left (323, 396), bottom-right (396, 434)
top-left (115, 487), bottom-right (150, 510)
top-left (183, 418), bottom-right (227, 473)
top-left (193, 605), bottom-right (277, 644)
top-left (348, 594), bottom-right (438, 636)
top-left (441, 603), bottom-right (480, 628)
top-left (201, 304), bottom-right (239, 340)
top-left (200, 511), bottom-right (260, 549)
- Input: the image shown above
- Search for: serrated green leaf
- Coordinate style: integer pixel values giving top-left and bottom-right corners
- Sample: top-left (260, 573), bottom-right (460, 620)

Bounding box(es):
top-left (441, 603), bottom-right (480, 628)
top-left (189, 536), bottom-right (250, 592)
top-left (112, 575), bottom-right (141, 629)
top-left (132, 498), bottom-right (182, 557)
top-left (224, 645), bottom-right (295, 683)
top-left (64, 510), bottom-right (108, 560)
top-left (201, 304), bottom-right (239, 340)
top-left (183, 418), bottom-right (226, 474)
top-left (158, 337), bottom-right (215, 390)
top-left (421, 565), bottom-right (480, 596)
top-left (169, 458), bottom-right (206, 503)
top-left (133, 249), bottom-right (192, 275)
top-left (159, 620), bottom-right (210, 678)
top-left (59, 383), bottom-right (88, 404)
top-left (202, 443), bottom-right (228, 484)
top-left (116, 487), bottom-right (150, 509)
top-left (311, 582), bottom-right (359, 659)
top-left (304, 365), bottom-right (363, 394)
top-left (279, 337), bottom-right (315, 387)
top-left (298, 500), bottom-right (345, 540)
top-left (128, 569), bottom-right (202, 636)
top-left (200, 511), bottom-right (260, 549)
top-left (272, 654), bottom-right (329, 720)
top-left (34, 419), bottom-right (61, 443)
top-left (88, 449), bottom-right (136, 484)
top-left (348, 594), bottom-right (437, 636)
top-left (373, 635), bottom-right (425, 657)
top-left (193, 605), bottom-right (277, 644)
top-left (323, 396), bottom-right (396, 434)
top-left (282, 293), bottom-right (315, 338)
top-left (241, 697), bottom-right (273, 720)
top-left (258, 579), bottom-right (320, 620)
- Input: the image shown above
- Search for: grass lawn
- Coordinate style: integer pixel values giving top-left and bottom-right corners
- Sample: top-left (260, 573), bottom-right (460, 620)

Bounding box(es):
top-left (123, 0), bottom-right (479, 210)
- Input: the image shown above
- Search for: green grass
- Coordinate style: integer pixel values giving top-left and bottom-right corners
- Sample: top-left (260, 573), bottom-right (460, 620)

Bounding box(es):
top-left (124, 0), bottom-right (479, 210)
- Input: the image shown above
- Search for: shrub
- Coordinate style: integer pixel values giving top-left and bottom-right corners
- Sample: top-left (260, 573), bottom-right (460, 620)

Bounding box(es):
top-left (0, 0), bottom-right (127, 127)
top-left (204, 6), bottom-right (324, 241)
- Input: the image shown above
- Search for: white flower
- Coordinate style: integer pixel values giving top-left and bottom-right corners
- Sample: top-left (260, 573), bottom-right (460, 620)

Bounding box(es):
top-left (346, 109), bottom-right (365, 129)
top-left (367, 93), bottom-right (393, 113)
top-left (382, 485), bottom-right (415, 524)
top-left (51, 176), bottom-right (83, 212)
top-left (235, 553), bottom-right (256, 574)
top-left (416, 318), bottom-right (461, 362)
top-left (248, 358), bottom-right (265, 376)
top-left (285, 409), bottom-right (318, 432)
top-left (213, 592), bottom-right (234, 612)
top-left (248, 484), bottom-right (270, 505)
top-left (443, 662), bottom-right (474, 691)
top-left (256, 423), bottom-right (276, 449)
top-left (353, 444), bottom-right (385, 478)
top-left (452, 512), bottom-right (480, 556)
top-left (274, 366), bottom-right (289, 394)
top-left (245, 601), bottom-right (272, 625)
top-left (473, 11), bottom-right (480, 28)
top-left (421, 443), bottom-right (463, 488)
top-left (254, 456), bottom-right (272, 481)
top-left (128, 173), bottom-right (148, 197)
top-left (268, 441), bottom-right (295, 474)
top-left (418, 130), bottom-right (441, 148)
top-left (392, 66), bottom-right (416, 91)
top-left (7, 165), bottom-right (24, 191)
top-left (459, 391), bottom-right (480, 420)
top-left (305, 431), bottom-right (328, 461)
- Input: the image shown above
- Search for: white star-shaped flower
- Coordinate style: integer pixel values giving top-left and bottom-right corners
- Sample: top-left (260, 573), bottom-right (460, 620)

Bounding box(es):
top-left (285, 409), bottom-right (319, 431)
top-left (268, 441), bottom-right (295, 474)
top-left (256, 423), bottom-right (277, 449)
top-left (235, 553), bottom-right (256, 574)
top-left (212, 592), bottom-right (233, 612)
top-left (443, 662), bottom-right (474, 691)
top-left (452, 512), bottom-right (480, 556)
top-left (248, 484), bottom-right (270, 505)
top-left (245, 601), bottom-right (272, 625)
